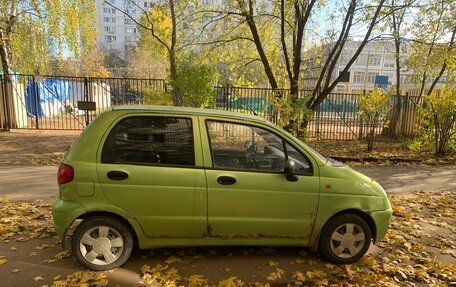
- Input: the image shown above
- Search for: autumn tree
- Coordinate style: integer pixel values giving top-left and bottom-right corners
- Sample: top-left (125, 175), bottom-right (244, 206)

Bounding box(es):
top-left (103, 50), bottom-right (127, 77)
top-left (408, 0), bottom-right (456, 99)
top-left (376, 0), bottom-right (415, 137)
top-left (124, 8), bottom-right (169, 79)
top-left (0, 0), bottom-right (96, 81)
top-left (358, 89), bottom-right (391, 151)
top-left (106, 0), bottom-right (182, 105)
top-left (79, 47), bottom-right (110, 78)
top-left (196, 0), bottom-right (387, 133)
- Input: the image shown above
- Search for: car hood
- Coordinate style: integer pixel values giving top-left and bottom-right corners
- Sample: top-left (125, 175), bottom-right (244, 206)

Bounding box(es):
top-left (320, 162), bottom-right (373, 185)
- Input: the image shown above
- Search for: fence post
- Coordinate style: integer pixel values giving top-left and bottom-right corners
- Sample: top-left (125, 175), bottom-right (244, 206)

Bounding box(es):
top-left (315, 102), bottom-right (321, 140)
top-left (84, 77), bottom-right (90, 127)
top-left (32, 75), bottom-right (40, 129)
top-left (226, 84), bottom-right (231, 111)
top-left (0, 75), bottom-right (9, 131)
top-left (358, 89), bottom-right (365, 140)
top-left (401, 92), bottom-right (409, 136)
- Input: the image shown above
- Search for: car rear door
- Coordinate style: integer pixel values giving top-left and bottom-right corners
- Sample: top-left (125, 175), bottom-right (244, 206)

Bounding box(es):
top-left (96, 114), bottom-right (207, 238)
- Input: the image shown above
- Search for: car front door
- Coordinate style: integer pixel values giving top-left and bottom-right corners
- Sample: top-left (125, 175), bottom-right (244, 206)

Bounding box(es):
top-left (96, 115), bottom-right (207, 238)
top-left (201, 118), bottom-right (320, 242)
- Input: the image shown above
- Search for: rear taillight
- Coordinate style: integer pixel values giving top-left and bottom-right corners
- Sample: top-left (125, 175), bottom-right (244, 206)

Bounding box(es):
top-left (58, 163), bottom-right (74, 185)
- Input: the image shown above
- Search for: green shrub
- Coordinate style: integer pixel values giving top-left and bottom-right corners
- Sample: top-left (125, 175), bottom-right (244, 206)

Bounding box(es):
top-left (272, 92), bottom-right (313, 141)
top-left (412, 88), bottom-right (456, 156)
top-left (358, 89), bottom-right (390, 151)
top-left (143, 88), bottom-right (173, 106)
top-left (176, 61), bottom-right (216, 108)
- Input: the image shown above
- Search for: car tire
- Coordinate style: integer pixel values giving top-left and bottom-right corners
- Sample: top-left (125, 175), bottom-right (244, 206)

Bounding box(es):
top-left (319, 214), bottom-right (371, 264)
top-left (71, 217), bottom-right (133, 271)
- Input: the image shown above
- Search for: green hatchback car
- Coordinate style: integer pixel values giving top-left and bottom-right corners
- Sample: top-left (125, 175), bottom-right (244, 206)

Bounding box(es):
top-left (52, 106), bottom-right (392, 270)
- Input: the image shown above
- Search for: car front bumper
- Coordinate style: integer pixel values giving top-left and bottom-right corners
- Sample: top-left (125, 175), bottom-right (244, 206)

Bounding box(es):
top-left (371, 207), bottom-right (393, 242)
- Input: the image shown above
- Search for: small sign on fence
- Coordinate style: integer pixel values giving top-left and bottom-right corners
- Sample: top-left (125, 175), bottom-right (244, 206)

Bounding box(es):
top-left (77, 101), bottom-right (96, 111)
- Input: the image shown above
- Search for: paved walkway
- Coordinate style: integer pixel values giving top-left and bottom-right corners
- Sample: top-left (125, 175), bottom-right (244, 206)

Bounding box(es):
top-left (0, 166), bottom-right (59, 202)
top-left (0, 165), bottom-right (454, 202)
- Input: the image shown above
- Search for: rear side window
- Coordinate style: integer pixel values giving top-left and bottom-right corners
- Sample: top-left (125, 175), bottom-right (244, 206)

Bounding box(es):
top-left (101, 116), bottom-right (195, 166)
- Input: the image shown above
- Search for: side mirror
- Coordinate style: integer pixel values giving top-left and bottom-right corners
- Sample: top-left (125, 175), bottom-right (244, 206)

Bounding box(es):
top-left (284, 159), bottom-right (298, 182)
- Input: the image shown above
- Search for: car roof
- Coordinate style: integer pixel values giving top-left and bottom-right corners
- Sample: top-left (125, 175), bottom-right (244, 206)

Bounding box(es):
top-left (111, 105), bottom-right (268, 122)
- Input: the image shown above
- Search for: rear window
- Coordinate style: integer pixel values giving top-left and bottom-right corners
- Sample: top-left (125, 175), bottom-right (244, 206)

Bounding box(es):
top-left (101, 116), bottom-right (195, 166)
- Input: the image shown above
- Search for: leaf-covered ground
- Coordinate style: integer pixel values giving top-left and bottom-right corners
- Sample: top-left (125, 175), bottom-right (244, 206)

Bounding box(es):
top-left (309, 140), bottom-right (455, 167)
top-left (0, 191), bottom-right (454, 286)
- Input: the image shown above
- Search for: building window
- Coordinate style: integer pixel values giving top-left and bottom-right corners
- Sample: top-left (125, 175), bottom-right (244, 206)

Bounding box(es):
top-left (103, 17), bottom-right (116, 23)
top-left (125, 35), bottom-right (136, 42)
top-left (125, 18), bottom-right (132, 24)
top-left (103, 8), bottom-right (116, 13)
top-left (339, 52), bottom-right (351, 65)
top-left (353, 71), bottom-right (365, 83)
top-left (104, 35), bottom-right (117, 42)
top-left (355, 54), bottom-right (368, 66)
top-left (127, 9), bottom-right (136, 14)
top-left (367, 72), bottom-right (379, 83)
top-left (384, 63), bottom-right (395, 68)
top-left (104, 26), bottom-right (116, 33)
top-left (125, 27), bottom-right (133, 33)
top-left (369, 54), bottom-right (381, 66)
top-left (124, 0), bottom-right (137, 6)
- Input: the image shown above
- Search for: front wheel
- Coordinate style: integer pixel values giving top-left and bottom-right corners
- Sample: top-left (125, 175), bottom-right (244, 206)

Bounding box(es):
top-left (319, 214), bottom-right (371, 264)
top-left (71, 217), bottom-right (134, 271)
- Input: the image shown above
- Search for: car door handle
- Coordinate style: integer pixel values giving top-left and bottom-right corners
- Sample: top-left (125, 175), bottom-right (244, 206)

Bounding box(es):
top-left (107, 171), bottom-right (129, 180)
top-left (217, 176), bottom-right (236, 185)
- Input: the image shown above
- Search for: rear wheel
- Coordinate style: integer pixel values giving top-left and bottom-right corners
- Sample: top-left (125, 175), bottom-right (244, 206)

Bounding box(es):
top-left (71, 217), bottom-right (133, 271)
top-left (319, 214), bottom-right (371, 264)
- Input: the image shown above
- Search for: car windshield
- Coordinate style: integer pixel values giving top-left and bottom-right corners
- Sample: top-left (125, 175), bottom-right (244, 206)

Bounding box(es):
top-left (266, 121), bottom-right (328, 163)
top-left (300, 142), bottom-right (328, 162)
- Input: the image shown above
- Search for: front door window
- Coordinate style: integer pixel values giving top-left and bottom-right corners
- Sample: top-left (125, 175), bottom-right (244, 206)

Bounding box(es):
top-left (206, 120), bottom-right (311, 175)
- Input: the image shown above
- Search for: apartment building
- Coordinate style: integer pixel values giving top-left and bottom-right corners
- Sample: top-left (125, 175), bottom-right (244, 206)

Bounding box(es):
top-left (302, 40), bottom-right (448, 93)
top-left (95, 0), bottom-right (154, 56)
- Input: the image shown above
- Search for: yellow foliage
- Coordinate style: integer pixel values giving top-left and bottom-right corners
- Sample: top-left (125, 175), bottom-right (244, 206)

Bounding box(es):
top-left (187, 274), bottom-right (208, 287)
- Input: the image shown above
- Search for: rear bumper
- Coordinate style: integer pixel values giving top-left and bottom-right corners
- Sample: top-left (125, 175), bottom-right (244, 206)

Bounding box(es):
top-left (371, 207), bottom-right (393, 242)
top-left (52, 198), bottom-right (86, 248)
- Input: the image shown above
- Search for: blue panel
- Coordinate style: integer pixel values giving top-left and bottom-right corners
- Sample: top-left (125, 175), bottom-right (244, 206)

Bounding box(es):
top-left (25, 79), bottom-right (72, 117)
top-left (375, 75), bottom-right (388, 86)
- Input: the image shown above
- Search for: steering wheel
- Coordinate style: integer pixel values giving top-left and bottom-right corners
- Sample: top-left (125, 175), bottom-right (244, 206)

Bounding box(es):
top-left (244, 140), bottom-right (259, 168)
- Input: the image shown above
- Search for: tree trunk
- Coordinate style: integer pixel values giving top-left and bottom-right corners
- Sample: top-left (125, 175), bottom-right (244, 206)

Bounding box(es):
top-left (239, 0), bottom-right (279, 91)
top-left (387, 35), bottom-right (402, 138)
top-left (168, 0), bottom-right (180, 106)
top-left (0, 28), bottom-right (13, 83)
top-left (0, 28), bottom-right (14, 131)
top-left (169, 51), bottom-right (181, 106)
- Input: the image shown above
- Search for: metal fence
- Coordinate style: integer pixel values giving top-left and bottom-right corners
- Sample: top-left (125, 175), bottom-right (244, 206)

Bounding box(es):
top-left (215, 86), bottom-right (422, 140)
top-left (0, 74), bottom-right (166, 130)
top-left (0, 74), bottom-right (422, 140)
